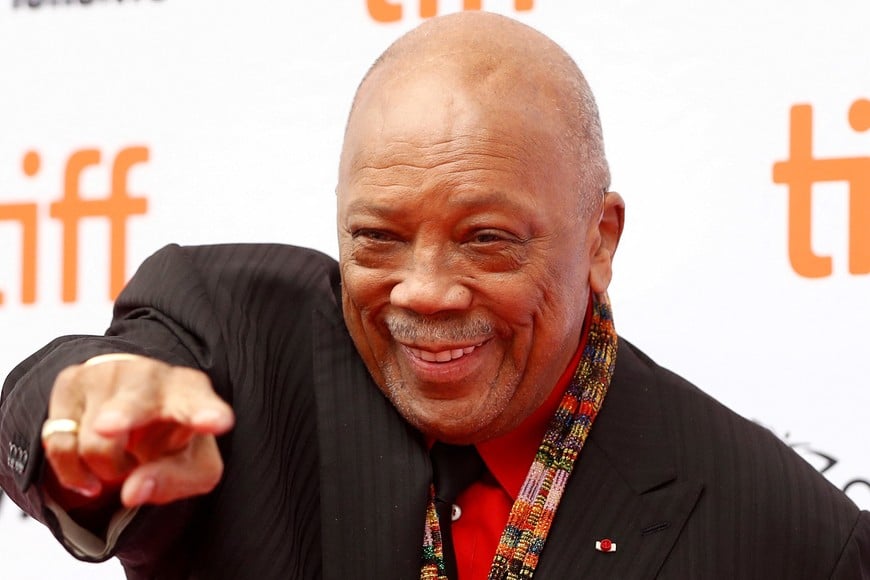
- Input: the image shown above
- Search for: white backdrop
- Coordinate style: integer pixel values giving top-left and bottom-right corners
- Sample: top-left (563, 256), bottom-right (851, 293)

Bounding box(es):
top-left (1, 1), bottom-right (868, 577)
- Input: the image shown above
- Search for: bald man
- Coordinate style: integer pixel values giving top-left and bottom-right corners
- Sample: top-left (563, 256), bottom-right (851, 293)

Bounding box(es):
top-left (1, 12), bottom-right (868, 580)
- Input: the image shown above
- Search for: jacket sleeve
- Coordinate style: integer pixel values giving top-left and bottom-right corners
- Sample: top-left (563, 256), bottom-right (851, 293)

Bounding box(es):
top-left (0, 243), bottom-right (230, 568)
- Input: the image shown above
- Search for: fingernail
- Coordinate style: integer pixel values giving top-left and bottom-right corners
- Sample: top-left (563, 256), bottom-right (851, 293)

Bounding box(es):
top-left (76, 479), bottom-right (102, 498)
top-left (130, 478), bottom-right (156, 506)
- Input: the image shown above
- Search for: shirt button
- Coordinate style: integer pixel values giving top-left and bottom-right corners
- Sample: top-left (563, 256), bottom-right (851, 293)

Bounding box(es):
top-left (451, 504), bottom-right (462, 522)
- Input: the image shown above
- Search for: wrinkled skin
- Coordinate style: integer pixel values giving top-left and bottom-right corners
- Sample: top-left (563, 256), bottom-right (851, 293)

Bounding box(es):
top-left (337, 63), bottom-right (623, 444)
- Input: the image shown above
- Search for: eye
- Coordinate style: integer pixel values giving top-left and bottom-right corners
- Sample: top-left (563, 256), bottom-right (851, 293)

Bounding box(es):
top-left (468, 229), bottom-right (515, 245)
top-left (473, 232), bottom-right (502, 243)
top-left (462, 228), bottom-right (528, 271)
top-left (352, 228), bottom-right (397, 243)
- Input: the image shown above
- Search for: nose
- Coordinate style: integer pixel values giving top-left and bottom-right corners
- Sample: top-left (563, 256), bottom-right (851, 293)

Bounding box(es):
top-left (390, 251), bottom-right (472, 315)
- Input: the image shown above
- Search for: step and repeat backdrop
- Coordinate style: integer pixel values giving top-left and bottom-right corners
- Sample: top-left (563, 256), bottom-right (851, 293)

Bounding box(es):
top-left (1, 1), bottom-right (868, 577)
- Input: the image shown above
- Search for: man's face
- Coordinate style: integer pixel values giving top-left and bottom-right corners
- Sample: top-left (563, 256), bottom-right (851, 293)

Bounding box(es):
top-left (337, 70), bottom-right (602, 443)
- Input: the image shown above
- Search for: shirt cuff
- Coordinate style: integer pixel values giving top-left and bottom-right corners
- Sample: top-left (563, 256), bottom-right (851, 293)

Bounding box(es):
top-left (45, 494), bottom-right (140, 560)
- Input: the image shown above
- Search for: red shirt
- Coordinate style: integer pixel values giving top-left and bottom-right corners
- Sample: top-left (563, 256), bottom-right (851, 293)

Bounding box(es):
top-left (452, 302), bottom-right (592, 579)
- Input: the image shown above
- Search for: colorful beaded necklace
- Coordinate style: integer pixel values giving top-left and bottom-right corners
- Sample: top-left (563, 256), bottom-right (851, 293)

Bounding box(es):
top-left (420, 293), bottom-right (618, 580)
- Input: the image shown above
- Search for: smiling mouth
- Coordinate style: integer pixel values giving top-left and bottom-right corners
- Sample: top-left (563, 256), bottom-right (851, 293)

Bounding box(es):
top-left (407, 343), bottom-right (482, 363)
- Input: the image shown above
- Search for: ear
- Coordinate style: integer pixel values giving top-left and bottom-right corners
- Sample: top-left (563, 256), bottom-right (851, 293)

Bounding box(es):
top-left (589, 191), bottom-right (625, 293)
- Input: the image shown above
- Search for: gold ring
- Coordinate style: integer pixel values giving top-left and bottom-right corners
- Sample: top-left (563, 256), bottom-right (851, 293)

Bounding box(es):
top-left (41, 418), bottom-right (80, 439)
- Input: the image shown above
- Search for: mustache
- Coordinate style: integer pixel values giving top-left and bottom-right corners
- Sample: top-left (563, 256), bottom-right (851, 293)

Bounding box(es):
top-left (385, 313), bottom-right (494, 344)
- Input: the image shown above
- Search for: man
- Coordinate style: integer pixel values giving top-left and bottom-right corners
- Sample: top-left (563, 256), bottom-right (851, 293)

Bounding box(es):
top-left (1, 11), bottom-right (868, 580)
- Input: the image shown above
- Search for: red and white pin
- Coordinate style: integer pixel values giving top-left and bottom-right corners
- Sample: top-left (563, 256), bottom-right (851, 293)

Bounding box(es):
top-left (595, 538), bottom-right (617, 553)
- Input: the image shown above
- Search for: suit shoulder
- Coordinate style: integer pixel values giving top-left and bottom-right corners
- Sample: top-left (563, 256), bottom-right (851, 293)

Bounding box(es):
top-left (136, 243), bottom-right (340, 304)
top-left (623, 339), bottom-right (846, 493)
top-left (618, 339), bottom-right (861, 564)
top-left (174, 243), bottom-right (338, 279)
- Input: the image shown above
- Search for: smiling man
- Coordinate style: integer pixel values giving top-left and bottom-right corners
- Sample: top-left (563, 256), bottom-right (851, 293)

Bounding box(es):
top-left (1, 11), bottom-right (868, 580)
top-left (337, 21), bottom-right (621, 446)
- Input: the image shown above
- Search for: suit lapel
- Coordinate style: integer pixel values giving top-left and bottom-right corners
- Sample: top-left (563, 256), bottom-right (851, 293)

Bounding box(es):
top-left (536, 339), bottom-right (704, 579)
top-left (313, 307), bottom-right (431, 580)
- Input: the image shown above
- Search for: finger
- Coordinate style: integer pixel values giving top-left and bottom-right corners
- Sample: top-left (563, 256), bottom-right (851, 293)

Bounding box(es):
top-left (158, 366), bottom-right (234, 434)
top-left (43, 432), bottom-right (102, 498)
top-left (44, 366), bottom-right (102, 497)
top-left (77, 403), bottom-right (137, 483)
top-left (119, 434), bottom-right (224, 507)
top-left (94, 365), bottom-right (233, 437)
top-left (125, 421), bottom-right (196, 465)
top-left (88, 361), bottom-right (167, 435)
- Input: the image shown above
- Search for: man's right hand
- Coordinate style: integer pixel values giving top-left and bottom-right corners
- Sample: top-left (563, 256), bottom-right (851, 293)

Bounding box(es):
top-left (41, 354), bottom-right (235, 510)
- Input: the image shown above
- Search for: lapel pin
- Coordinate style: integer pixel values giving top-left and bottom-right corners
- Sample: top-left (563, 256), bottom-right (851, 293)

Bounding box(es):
top-left (595, 538), bottom-right (617, 553)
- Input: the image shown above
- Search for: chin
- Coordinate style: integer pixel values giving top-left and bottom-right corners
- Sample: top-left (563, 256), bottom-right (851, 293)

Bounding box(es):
top-left (409, 401), bottom-right (509, 444)
top-left (379, 365), bottom-right (513, 443)
top-left (386, 395), bottom-right (479, 442)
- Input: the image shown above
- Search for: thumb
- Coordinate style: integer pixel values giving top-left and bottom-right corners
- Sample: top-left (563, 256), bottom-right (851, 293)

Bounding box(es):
top-left (120, 434), bottom-right (224, 507)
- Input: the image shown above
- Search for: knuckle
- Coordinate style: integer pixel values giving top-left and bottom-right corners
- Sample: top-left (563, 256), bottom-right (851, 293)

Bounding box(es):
top-left (78, 432), bottom-right (118, 459)
top-left (82, 457), bottom-right (126, 482)
top-left (171, 366), bottom-right (211, 390)
top-left (79, 440), bottom-right (132, 481)
top-left (55, 364), bottom-right (80, 384)
top-left (142, 358), bottom-right (170, 379)
top-left (52, 366), bottom-right (82, 398)
top-left (110, 388), bottom-right (159, 417)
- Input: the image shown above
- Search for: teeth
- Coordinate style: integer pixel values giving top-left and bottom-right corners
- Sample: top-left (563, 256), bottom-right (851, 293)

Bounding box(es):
top-left (409, 344), bottom-right (480, 363)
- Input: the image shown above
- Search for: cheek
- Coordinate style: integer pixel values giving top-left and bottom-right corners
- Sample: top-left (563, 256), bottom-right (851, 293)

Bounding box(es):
top-left (340, 268), bottom-right (392, 385)
top-left (546, 233), bottom-right (592, 297)
top-left (340, 265), bottom-right (404, 365)
top-left (341, 263), bottom-right (393, 315)
top-left (521, 255), bottom-right (589, 343)
top-left (508, 252), bottom-right (586, 319)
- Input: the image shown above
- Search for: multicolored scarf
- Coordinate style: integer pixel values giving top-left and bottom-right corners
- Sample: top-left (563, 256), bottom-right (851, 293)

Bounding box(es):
top-left (420, 293), bottom-right (618, 580)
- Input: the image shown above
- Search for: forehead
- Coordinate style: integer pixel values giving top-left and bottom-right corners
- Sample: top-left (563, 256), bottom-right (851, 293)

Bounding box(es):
top-left (342, 67), bottom-right (565, 178)
top-left (336, 59), bottom-right (585, 225)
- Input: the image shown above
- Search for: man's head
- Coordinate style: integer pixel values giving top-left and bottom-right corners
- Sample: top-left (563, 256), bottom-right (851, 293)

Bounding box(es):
top-left (336, 12), bottom-right (624, 444)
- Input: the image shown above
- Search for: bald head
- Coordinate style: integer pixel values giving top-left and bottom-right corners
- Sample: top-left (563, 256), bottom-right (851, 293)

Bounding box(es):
top-left (344, 12), bottom-right (610, 213)
top-left (336, 12), bottom-right (625, 443)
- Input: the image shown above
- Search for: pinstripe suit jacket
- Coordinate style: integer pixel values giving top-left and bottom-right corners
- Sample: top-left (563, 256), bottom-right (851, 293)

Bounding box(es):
top-left (2, 243), bottom-right (868, 579)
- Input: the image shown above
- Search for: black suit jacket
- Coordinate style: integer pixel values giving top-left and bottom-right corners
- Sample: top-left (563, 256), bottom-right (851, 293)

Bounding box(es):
top-left (2, 243), bottom-right (868, 579)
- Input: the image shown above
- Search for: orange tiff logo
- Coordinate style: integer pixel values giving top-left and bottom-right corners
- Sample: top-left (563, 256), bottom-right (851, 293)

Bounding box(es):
top-left (772, 99), bottom-right (870, 278)
top-left (0, 146), bottom-right (149, 306)
top-left (368, 0), bottom-right (533, 22)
